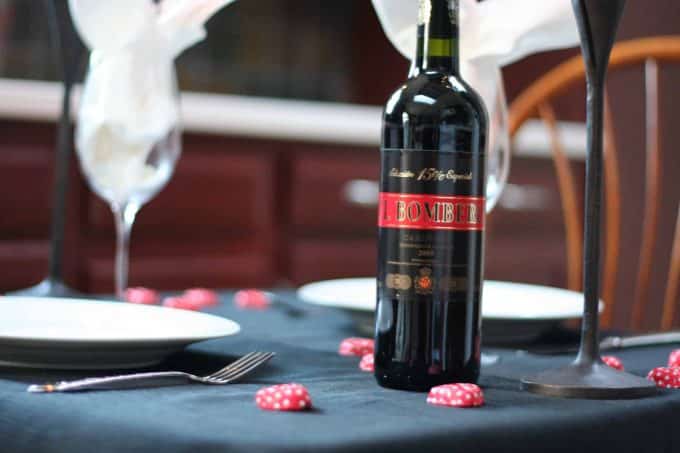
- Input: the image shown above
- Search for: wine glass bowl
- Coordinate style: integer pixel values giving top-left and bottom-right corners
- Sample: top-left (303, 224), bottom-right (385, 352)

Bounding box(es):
top-left (77, 126), bottom-right (181, 208)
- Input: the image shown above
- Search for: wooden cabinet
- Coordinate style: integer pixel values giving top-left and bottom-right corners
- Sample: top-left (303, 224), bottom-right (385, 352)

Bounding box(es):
top-left (288, 238), bottom-right (377, 284)
top-left (0, 142), bottom-right (52, 235)
top-left (0, 120), bottom-right (575, 293)
top-left (486, 158), bottom-right (585, 287)
top-left (0, 240), bottom-right (49, 290)
top-left (290, 148), bottom-right (379, 235)
top-left (286, 146), bottom-right (380, 283)
top-left (0, 125), bottom-right (280, 293)
top-left (0, 122), bottom-right (55, 289)
top-left (80, 137), bottom-right (280, 292)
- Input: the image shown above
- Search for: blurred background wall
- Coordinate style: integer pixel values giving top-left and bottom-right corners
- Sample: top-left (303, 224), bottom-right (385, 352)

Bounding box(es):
top-left (0, 0), bottom-right (677, 329)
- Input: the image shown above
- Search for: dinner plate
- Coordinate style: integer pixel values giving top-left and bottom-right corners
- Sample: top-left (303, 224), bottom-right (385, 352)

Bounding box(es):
top-left (0, 297), bottom-right (240, 369)
top-left (298, 278), bottom-right (598, 344)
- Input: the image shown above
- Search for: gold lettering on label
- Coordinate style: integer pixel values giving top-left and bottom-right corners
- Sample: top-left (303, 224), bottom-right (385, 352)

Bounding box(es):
top-left (455, 203), bottom-right (465, 222)
top-left (424, 202), bottom-right (455, 223)
top-left (389, 168), bottom-right (415, 178)
top-left (469, 204), bottom-right (478, 224)
top-left (390, 167), bottom-right (472, 182)
top-left (424, 202), bottom-right (435, 221)
top-left (444, 203), bottom-right (454, 222)
top-left (396, 201), bottom-right (406, 221)
top-left (416, 168), bottom-right (473, 182)
top-left (446, 170), bottom-right (472, 181)
top-left (417, 168), bottom-right (438, 181)
top-left (393, 200), bottom-right (481, 225)
top-left (381, 199), bottom-right (389, 221)
top-left (407, 202), bottom-right (422, 221)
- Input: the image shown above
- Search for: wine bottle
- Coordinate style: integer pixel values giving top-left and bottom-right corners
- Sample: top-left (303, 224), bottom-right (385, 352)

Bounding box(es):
top-left (374, 0), bottom-right (488, 391)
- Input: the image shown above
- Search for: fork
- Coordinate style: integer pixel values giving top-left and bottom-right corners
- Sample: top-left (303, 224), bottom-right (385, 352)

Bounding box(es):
top-left (28, 351), bottom-right (275, 393)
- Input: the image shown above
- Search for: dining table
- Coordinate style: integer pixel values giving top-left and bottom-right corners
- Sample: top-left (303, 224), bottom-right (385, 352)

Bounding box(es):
top-left (0, 291), bottom-right (679, 453)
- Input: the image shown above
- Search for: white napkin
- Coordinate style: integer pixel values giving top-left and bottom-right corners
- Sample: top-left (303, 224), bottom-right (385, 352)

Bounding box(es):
top-left (69, 0), bottom-right (236, 203)
top-left (371, 0), bottom-right (580, 152)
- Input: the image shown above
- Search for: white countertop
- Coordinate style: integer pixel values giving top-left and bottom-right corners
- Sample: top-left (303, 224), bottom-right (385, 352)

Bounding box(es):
top-left (0, 78), bottom-right (585, 159)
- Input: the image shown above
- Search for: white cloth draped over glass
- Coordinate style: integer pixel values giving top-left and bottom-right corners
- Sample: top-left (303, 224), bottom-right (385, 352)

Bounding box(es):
top-left (371, 0), bottom-right (580, 199)
top-left (69, 0), bottom-right (580, 198)
top-left (68, 0), bottom-right (237, 202)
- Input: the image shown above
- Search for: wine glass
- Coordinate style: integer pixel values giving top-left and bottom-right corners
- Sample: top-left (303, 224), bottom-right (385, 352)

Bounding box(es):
top-left (484, 71), bottom-right (511, 213)
top-left (75, 52), bottom-right (182, 299)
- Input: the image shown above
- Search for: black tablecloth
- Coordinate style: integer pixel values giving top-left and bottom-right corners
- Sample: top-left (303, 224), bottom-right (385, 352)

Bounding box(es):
top-left (1, 293), bottom-right (679, 453)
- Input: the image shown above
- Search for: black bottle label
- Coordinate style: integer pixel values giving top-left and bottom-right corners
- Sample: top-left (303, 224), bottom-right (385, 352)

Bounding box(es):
top-left (378, 148), bottom-right (485, 297)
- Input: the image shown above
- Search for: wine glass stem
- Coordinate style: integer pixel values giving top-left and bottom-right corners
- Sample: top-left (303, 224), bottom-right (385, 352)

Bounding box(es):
top-left (112, 203), bottom-right (139, 300)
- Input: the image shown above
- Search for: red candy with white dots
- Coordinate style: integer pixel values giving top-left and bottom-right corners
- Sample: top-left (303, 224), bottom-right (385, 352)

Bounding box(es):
top-left (124, 287), bottom-right (160, 305)
top-left (338, 338), bottom-right (374, 357)
top-left (601, 355), bottom-right (624, 371)
top-left (234, 289), bottom-right (271, 310)
top-left (162, 296), bottom-right (200, 311)
top-left (647, 367), bottom-right (680, 388)
top-left (255, 383), bottom-right (312, 411)
top-left (359, 353), bottom-right (374, 372)
top-left (427, 383), bottom-right (484, 408)
top-left (182, 288), bottom-right (219, 308)
top-left (668, 349), bottom-right (680, 368)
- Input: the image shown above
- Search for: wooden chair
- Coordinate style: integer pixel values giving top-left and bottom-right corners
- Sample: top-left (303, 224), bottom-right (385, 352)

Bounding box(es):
top-left (508, 36), bottom-right (680, 331)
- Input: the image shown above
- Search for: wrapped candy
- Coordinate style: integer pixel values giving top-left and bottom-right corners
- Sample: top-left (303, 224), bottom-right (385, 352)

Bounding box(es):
top-left (255, 383), bottom-right (312, 411)
top-left (427, 383), bottom-right (484, 408)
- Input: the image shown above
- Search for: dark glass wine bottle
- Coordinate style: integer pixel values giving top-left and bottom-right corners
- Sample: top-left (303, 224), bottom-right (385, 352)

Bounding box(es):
top-left (374, 0), bottom-right (488, 391)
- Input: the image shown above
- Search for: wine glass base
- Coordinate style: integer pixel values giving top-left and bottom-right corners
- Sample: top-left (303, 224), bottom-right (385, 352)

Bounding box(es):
top-left (7, 278), bottom-right (82, 298)
top-left (521, 361), bottom-right (657, 399)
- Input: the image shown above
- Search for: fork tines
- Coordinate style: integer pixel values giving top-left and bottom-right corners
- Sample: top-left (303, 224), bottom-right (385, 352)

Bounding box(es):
top-left (206, 352), bottom-right (275, 383)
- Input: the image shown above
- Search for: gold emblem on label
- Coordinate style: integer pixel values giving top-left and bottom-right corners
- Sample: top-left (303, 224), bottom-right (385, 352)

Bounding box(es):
top-left (386, 273), bottom-right (412, 290)
top-left (415, 267), bottom-right (434, 294)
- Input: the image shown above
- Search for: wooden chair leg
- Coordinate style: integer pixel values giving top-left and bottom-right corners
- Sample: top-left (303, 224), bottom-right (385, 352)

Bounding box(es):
top-left (660, 205), bottom-right (680, 331)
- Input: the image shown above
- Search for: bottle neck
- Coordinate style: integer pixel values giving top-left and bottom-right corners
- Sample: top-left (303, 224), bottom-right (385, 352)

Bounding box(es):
top-left (410, 0), bottom-right (460, 76)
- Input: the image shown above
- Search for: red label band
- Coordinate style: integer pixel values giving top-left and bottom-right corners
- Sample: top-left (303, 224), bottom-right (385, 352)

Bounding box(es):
top-left (378, 192), bottom-right (485, 231)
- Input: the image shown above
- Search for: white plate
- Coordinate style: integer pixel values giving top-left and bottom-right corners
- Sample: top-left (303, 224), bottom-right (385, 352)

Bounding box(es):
top-left (298, 278), bottom-right (588, 319)
top-left (0, 297), bottom-right (240, 369)
top-left (298, 278), bottom-right (599, 343)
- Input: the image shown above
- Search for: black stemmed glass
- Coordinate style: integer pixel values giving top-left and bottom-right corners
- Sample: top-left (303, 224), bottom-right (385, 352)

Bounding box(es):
top-left (9, 0), bottom-right (84, 298)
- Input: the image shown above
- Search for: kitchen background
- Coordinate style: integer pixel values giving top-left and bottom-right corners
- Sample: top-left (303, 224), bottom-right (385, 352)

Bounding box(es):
top-left (0, 0), bottom-right (677, 330)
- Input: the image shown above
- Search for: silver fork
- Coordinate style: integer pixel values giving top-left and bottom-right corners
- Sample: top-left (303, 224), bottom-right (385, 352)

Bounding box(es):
top-left (27, 351), bottom-right (275, 393)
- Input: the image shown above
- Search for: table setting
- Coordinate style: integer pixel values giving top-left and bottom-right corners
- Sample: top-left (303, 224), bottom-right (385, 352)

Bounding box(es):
top-left (2, 289), bottom-right (680, 452)
top-left (2, 0), bottom-right (680, 452)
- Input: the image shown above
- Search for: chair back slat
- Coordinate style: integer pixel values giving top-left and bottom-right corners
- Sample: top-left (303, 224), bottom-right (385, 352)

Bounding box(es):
top-left (537, 102), bottom-right (582, 291)
top-left (509, 37), bottom-right (680, 331)
top-left (660, 205), bottom-right (680, 330)
top-left (601, 94), bottom-right (622, 327)
top-left (632, 58), bottom-right (662, 330)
